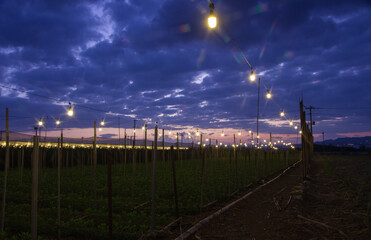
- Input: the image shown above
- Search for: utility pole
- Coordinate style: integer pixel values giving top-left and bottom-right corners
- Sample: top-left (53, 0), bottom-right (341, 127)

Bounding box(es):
top-left (305, 105), bottom-right (316, 134)
top-left (322, 132), bottom-right (325, 145)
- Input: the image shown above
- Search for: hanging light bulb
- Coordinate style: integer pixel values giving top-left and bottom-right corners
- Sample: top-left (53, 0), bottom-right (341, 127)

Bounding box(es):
top-left (249, 68), bottom-right (256, 82)
top-left (249, 130), bottom-right (252, 134)
top-left (142, 126), bottom-right (145, 130)
top-left (266, 90), bottom-right (271, 99)
top-left (294, 126), bottom-right (298, 130)
top-left (67, 102), bottom-right (74, 117)
top-left (280, 110), bottom-right (285, 117)
top-left (289, 121), bottom-right (293, 126)
top-left (196, 129), bottom-right (200, 136)
top-left (56, 120), bottom-right (60, 125)
top-left (100, 120), bottom-right (105, 126)
top-left (38, 119), bottom-right (43, 126)
top-left (169, 130), bottom-right (172, 135)
top-left (221, 131), bottom-right (224, 137)
top-left (238, 131), bottom-right (241, 136)
top-left (208, 3), bottom-right (217, 28)
top-left (299, 130), bottom-right (302, 134)
top-left (99, 127), bottom-right (102, 131)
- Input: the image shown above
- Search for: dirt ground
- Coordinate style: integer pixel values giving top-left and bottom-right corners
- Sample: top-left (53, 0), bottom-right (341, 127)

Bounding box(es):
top-left (167, 155), bottom-right (371, 240)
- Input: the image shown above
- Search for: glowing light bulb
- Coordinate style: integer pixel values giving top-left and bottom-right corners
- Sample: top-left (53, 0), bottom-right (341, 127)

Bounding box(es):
top-left (280, 111), bottom-right (285, 117)
top-left (249, 71), bottom-right (256, 82)
top-left (238, 131), bottom-right (241, 136)
top-left (142, 126), bottom-right (145, 130)
top-left (249, 130), bottom-right (252, 134)
top-left (299, 130), bottom-right (302, 134)
top-left (38, 120), bottom-right (43, 126)
top-left (99, 128), bottom-right (102, 131)
top-left (294, 126), bottom-right (298, 130)
top-left (56, 120), bottom-right (60, 125)
top-left (266, 90), bottom-right (271, 99)
top-left (100, 121), bottom-right (105, 126)
top-left (196, 132), bottom-right (200, 136)
top-left (169, 131), bottom-right (172, 135)
top-left (208, 15), bottom-right (217, 28)
top-left (67, 108), bottom-right (73, 117)
top-left (289, 121), bottom-right (293, 126)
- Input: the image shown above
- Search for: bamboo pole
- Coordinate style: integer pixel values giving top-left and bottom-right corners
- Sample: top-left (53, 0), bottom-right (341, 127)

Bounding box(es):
top-left (0, 108), bottom-right (10, 232)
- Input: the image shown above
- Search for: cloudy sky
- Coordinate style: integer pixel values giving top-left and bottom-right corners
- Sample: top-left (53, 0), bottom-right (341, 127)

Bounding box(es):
top-left (0, 0), bottom-right (370, 144)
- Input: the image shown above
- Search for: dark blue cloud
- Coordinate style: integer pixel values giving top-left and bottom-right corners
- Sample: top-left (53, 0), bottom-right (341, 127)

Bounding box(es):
top-left (0, 0), bottom-right (371, 142)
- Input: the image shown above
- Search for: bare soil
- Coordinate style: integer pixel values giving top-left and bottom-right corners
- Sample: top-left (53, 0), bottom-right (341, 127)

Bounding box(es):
top-left (168, 155), bottom-right (371, 240)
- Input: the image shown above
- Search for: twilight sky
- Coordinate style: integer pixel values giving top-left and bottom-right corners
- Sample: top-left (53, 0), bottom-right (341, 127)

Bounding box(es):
top-left (0, 0), bottom-right (371, 144)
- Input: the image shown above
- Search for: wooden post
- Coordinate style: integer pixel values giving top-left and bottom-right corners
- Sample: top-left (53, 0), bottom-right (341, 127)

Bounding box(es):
top-left (0, 108), bottom-right (10, 232)
top-left (200, 145), bottom-right (206, 208)
top-left (176, 133), bottom-right (179, 162)
top-left (132, 127), bottom-right (136, 198)
top-left (210, 145), bottom-right (215, 200)
top-left (300, 100), bottom-right (306, 179)
top-left (124, 130), bottom-right (127, 174)
top-left (31, 136), bottom-right (39, 240)
top-left (233, 134), bottom-right (237, 189)
top-left (93, 121), bottom-right (97, 207)
top-left (162, 129), bottom-right (165, 162)
top-left (170, 146), bottom-right (179, 217)
top-left (150, 126), bottom-right (158, 232)
top-left (145, 125), bottom-right (148, 171)
top-left (20, 147), bottom-right (24, 185)
top-left (107, 151), bottom-right (113, 240)
top-left (57, 136), bottom-right (61, 240)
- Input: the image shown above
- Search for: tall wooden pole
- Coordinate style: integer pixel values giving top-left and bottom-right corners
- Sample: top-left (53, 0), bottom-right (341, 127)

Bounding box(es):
top-left (93, 121), bottom-right (97, 207)
top-left (176, 133), bottom-right (179, 162)
top-left (57, 135), bottom-right (61, 240)
top-left (107, 151), bottom-right (112, 240)
top-left (150, 126), bottom-right (158, 232)
top-left (0, 108), bottom-right (10, 232)
top-left (170, 146), bottom-right (179, 217)
top-left (257, 77), bottom-right (260, 145)
top-left (145, 124), bottom-right (148, 171)
top-left (31, 135), bottom-right (39, 240)
top-left (162, 129), bottom-right (165, 162)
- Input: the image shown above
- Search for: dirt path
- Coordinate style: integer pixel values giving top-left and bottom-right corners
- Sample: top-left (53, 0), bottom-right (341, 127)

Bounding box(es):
top-left (184, 155), bottom-right (371, 240)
